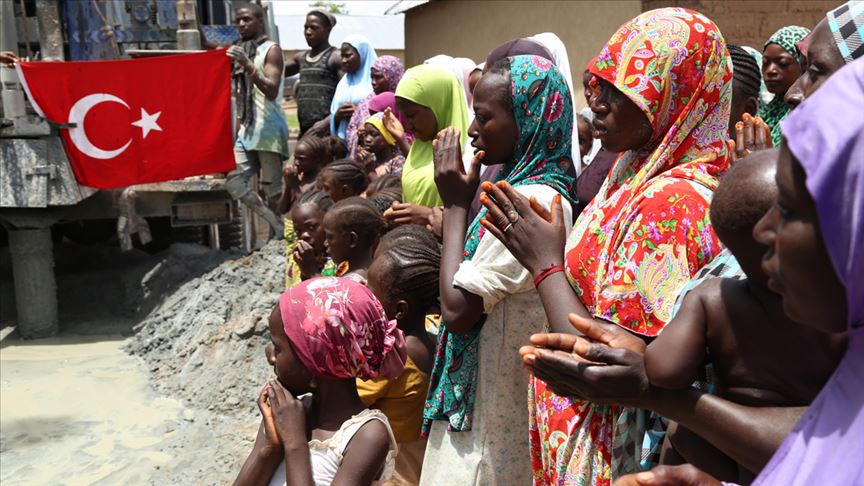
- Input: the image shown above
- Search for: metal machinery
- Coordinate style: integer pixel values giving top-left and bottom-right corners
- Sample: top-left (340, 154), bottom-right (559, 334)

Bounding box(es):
top-left (0, 0), bottom-right (280, 338)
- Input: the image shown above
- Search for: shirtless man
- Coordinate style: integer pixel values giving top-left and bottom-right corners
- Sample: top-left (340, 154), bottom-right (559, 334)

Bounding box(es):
top-left (644, 149), bottom-right (847, 483)
top-left (284, 9), bottom-right (342, 137)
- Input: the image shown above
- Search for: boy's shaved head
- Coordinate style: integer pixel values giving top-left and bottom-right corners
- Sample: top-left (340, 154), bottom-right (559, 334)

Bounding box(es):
top-left (710, 148), bottom-right (779, 284)
top-left (712, 149), bottom-right (779, 240)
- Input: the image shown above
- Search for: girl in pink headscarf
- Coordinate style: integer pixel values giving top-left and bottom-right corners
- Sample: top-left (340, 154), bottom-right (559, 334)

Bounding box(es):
top-left (235, 277), bottom-right (407, 486)
top-left (347, 55), bottom-right (405, 161)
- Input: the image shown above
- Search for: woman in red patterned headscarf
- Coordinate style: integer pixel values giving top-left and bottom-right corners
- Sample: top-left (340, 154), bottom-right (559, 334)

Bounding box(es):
top-left (478, 7), bottom-right (732, 485)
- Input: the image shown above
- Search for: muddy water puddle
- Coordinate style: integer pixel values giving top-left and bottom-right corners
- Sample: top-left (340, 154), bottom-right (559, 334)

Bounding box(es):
top-left (1, 332), bottom-right (184, 485)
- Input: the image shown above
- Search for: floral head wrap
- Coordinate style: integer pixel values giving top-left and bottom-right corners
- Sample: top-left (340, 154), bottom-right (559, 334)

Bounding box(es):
top-left (764, 25), bottom-right (811, 63)
top-left (589, 7), bottom-right (732, 201)
top-left (372, 55), bottom-right (405, 92)
top-left (465, 55), bottom-right (575, 259)
top-left (279, 277), bottom-right (406, 381)
top-left (568, 7), bottom-right (732, 334)
top-left (423, 55), bottom-right (576, 433)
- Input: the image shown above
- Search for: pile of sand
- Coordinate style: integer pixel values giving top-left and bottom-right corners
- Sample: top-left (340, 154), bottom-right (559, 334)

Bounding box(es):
top-left (126, 239), bottom-right (284, 420)
top-left (123, 240), bottom-right (286, 483)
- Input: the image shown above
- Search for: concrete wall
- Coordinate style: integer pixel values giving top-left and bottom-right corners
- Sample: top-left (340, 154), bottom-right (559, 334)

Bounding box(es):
top-left (402, 0), bottom-right (836, 108)
top-left (404, 0), bottom-right (643, 104)
top-left (641, 1), bottom-right (837, 47)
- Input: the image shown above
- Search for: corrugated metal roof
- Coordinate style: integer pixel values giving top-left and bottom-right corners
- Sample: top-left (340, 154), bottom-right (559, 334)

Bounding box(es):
top-left (384, 1), bottom-right (430, 15)
top-left (275, 14), bottom-right (405, 50)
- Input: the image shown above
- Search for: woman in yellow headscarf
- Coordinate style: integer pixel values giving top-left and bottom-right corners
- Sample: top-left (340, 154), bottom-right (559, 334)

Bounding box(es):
top-left (383, 65), bottom-right (469, 226)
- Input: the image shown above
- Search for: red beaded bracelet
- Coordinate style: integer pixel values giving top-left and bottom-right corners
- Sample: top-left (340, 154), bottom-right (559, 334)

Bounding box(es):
top-left (533, 265), bottom-right (565, 288)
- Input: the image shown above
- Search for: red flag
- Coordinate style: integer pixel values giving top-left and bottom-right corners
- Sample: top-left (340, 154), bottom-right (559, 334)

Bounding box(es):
top-left (16, 50), bottom-right (235, 188)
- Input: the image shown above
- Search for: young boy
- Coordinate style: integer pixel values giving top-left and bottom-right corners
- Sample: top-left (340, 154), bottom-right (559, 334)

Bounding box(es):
top-left (644, 149), bottom-right (847, 483)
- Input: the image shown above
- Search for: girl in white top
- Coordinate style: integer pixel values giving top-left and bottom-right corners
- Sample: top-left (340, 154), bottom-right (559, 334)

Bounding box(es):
top-left (234, 277), bottom-right (407, 486)
top-left (419, 56), bottom-right (575, 485)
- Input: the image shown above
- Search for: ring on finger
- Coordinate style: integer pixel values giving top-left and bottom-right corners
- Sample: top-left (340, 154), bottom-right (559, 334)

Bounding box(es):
top-left (507, 209), bottom-right (520, 223)
top-left (503, 222), bottom-right (514, 233)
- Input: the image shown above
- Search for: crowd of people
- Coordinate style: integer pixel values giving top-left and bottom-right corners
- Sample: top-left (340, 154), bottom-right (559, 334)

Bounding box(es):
top-left (221, 3), bottom-right (863, 486)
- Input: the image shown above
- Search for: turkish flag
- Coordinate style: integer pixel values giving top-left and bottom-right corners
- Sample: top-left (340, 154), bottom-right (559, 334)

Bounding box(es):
top-left (16, 50), bottom-right (235, 188)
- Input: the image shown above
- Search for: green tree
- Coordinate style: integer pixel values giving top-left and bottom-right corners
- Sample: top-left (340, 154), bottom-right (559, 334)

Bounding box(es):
top-left (308, 1), bottom-right (349, 15)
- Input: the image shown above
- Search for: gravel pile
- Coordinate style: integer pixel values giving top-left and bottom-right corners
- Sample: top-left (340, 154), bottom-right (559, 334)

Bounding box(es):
top-left (126, 239), bottom-right (284, 420)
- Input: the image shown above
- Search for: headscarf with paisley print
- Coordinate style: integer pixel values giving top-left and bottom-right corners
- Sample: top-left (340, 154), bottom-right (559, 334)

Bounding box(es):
top-left (527, 9), bottom-right (732, 484)
top-left (568, 7), bottom-right (732, 333)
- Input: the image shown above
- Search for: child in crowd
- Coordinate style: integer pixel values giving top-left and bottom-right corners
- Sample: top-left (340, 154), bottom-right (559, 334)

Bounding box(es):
top-left (575, 113), bottom-right (594, 173)
top-left (644, 150), bottom-right (847, 483)
top-left (317, 159), bottom-right (370, 203)
top-left (322, 197), bottom-right (385, 284)
top-left (362, 113), bottom-right (406, 178)
top-left (235, 277), bottom-right (405, 485)
top-left (286, 190), bottom-right (337, 287)
top-left (277, 135), bottom-right (343, 216)
top-left (366, 174), bottom-right (402, 198)
top-left (280, 135), bottom-right (343, 289)
top-left (366, 174), bottom-right (403, 216)
top-left (361, 224), bottom-right (440, 485)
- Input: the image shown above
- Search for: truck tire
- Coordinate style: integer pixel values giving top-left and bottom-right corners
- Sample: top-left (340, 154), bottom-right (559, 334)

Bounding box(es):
top-left (217, 204), bottom-right (245, 250)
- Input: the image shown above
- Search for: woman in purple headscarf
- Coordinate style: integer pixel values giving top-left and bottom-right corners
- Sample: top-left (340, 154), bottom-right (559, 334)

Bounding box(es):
top-left (743, 56), bottom-right (864, 486)
top-left (346, 55), bottom-right (404, 161)
top-left (525, 58), bottom-right (864, 486)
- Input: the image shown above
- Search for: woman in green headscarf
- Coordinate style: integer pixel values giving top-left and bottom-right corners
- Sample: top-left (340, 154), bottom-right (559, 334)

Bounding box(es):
top-left (391, 65), bottom-right (469, 215)
top-left (761, 25), bottom-right (810, 146)
top-left (418, 55), bottom-right (574, 485)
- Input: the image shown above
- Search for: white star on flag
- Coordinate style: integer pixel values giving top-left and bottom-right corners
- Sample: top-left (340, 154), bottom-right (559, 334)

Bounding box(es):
top-left (131, 108), bottom-right (162, 139)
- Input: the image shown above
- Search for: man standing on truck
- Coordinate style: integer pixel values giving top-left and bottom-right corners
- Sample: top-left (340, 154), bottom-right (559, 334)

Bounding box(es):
top-left (224, 3), bottom-right (288, 235)
top-left (284, 9), bottom-right (342, 137)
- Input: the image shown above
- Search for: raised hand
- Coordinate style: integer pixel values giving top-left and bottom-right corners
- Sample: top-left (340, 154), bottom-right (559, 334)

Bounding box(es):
top-left (294, 240), bottom-right (322, 279)
top-left (479, 180), bottom-right (566, 276)
top-left (335, 103), bottom-right (355, 122)
top-left (283, 162), bottom-right (302, 188)
top-left (731, 113), bottom-right (772, 161)
top-left (226, 45), bottom-right (253, 71)
top-left (266, 379), bottom-right (308, 451)
top-left (521, 314), bottom-right (650, 406)
top-left (426, 206), bottom-right (444, 240)
top-left (432, 127), bottom-right (482, 207)
top-left (384, 202), bottom-right (434, 227)
top-left (257, 382), bottom-right (282, 450)
top-left (0, 51), bottom-right (21, 67)
top-left (382, 107), bottom-right (405, 140)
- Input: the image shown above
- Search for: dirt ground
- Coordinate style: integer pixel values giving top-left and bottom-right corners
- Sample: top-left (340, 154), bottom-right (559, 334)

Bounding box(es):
top-left (0, 238), bottom-right (284, 485)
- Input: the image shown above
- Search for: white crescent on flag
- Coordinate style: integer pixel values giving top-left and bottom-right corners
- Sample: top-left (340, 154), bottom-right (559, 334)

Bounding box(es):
top-left (67, 93), bottom-right (132, 160)
top-left (14, 50), bottom-right (233, 188)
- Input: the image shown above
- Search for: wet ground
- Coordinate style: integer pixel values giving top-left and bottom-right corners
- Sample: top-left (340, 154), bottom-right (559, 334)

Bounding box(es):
top-left (0, 331), bottom-right (183, 485)
top-left (0, 241), bottom-right (262, 485)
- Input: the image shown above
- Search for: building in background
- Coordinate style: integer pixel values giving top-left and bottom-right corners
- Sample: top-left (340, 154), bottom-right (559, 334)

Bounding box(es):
top-left (390, 0), bottom-right (838, 108)
top-left (275, 13), bottom-right (405, 62)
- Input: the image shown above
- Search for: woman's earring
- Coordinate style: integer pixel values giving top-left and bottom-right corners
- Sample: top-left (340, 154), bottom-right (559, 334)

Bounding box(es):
top-left (309, 377), bottom-right (318, 389)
